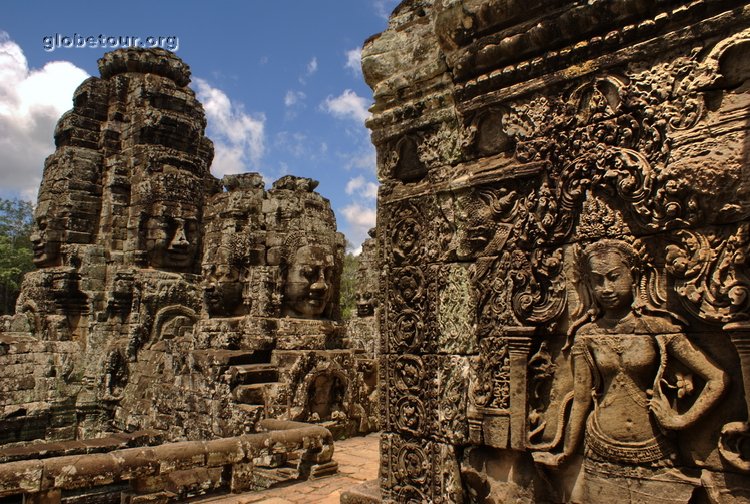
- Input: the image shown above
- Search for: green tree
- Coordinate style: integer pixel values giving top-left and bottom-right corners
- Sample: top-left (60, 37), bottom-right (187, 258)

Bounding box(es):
top-left (340, 251), bottom-right (359, 320)
top-left (0, 198), bottom-right (34, 315)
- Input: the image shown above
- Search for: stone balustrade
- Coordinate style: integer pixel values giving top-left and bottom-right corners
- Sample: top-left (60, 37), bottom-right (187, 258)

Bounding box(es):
top-left (0, 420), bottom-right (336, 503)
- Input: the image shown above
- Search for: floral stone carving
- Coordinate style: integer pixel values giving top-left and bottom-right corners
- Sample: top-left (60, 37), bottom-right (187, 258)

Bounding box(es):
top-left (365, 1), bottom-right (750, 502)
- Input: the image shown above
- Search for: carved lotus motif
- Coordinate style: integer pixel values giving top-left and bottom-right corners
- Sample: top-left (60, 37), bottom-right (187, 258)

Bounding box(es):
top-left (396, 396), bottom-right (425, 436)
top-left (393, 309), bottom-right (424, 351)
top-left (397, 443), bottom-right (428, 483)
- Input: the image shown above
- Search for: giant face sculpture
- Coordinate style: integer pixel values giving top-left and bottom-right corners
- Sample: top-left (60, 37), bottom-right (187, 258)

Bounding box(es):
top-left (203, 262), bottom-right (245, 317)
top-left (143, 202), bottom-right (199, 270)
top-left (283, 244), bottom-right (334, 318)
top-left (30, 201), bottom-right (64, 267)
top-left (355, 290), bottom-right (377, 317)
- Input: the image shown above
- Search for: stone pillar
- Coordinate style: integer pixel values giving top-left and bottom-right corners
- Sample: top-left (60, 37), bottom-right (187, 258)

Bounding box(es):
top-left (720, 321), bottom-right (750, 472)
top-left (506, 330), bottom-right (533, 451)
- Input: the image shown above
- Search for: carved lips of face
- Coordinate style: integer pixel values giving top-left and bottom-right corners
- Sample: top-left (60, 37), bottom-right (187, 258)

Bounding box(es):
top-left (284, 245), bottom-right (334, 318)
top-left (145, 204), bottom-right (199, 270)
top-left (587, 250), bottom-right (634, 317)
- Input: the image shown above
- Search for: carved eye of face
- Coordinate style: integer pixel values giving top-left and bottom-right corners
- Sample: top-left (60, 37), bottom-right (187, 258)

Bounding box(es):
top-left (185, 219), bottom-right (199, 235)
top-left (301, 266), bottom-right (315, 280)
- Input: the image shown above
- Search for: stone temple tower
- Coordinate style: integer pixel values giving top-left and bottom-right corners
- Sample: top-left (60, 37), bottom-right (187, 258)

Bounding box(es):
top-left (3, 48), bottom-right (215, 443)
top-left (1, 47), bottom-right (378, 446)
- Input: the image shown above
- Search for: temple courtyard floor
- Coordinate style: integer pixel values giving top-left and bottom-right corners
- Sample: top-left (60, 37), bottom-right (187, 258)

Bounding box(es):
top-left (191, 432), bottom-right (380, 504)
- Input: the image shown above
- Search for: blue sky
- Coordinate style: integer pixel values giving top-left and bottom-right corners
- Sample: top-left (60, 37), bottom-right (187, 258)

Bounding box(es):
top-left (1, 0), bottom-right (399, 252)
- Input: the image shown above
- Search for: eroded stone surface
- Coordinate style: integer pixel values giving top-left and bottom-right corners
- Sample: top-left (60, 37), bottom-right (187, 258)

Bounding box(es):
top-left (0, 48), bottom-right (378, 452)
top-left (366, 1), bottom-right (750, 502)
top-left (347, 228), bottom-right (380, 358)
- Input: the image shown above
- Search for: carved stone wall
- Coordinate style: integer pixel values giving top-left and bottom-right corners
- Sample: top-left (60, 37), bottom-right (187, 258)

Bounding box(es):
top-left (347, 229), bottom-right (382, 433)
top-left (348, 228), bottom-right (381, 358)
top-left (0, 47), bottom-right (376, 447)
top-left (2, 48), bottom-right (214, 445)
top-left (364, 1), bottom-right (750, 502)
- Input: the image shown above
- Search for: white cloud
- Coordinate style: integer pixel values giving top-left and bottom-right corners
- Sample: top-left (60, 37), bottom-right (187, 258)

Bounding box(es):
top-left (306, 57), bottom-right (318, 76)
top-left (373, 0), bottom-right (399, 19)
top-left (321, 89), bottom-right (370, 123)
top-left (298, 57), bottom-right (319, 85)
top-left (342, 145), bottom-right (376, 172)
top-left (322, 89), bottom-right (376, 174)
top-left (284, 90), bottom-right (306, 107)
top-left (0, 32), bottom-right (89, 200)
top-left (342, 175), bottom-right (378, 253)
top-left (345, 177), bottom-right (364, 195)
top-left (345, 48), bottom-right (362, 76)
top-left (194, 78), bottom-right (266, 179)
top-left (341, 202), bottom-right (377, 255)
top-left (345, 175), bottom-right (378, 199)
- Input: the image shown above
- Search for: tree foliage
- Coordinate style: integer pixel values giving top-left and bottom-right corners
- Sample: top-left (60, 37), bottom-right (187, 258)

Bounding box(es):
top-left (340, 251), bottom-right (359, 320)
top-left (0, 198), bottom-right (34, 315)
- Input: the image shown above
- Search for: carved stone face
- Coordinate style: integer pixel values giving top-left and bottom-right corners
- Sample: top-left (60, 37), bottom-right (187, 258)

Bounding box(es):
top-left (30, 214), bottom-right (64, 267)
top-left (454, 196), bottom-right (492, 260)
top-left (144, 203), bottom-right (199, 270)
top-left (586, 250), bottom-right (634, 316)
top-left (203, 263), bottom-right (244, 316)
top-left (356, 291), bottom-right (376, 317)
top-left (283, 245), bottom-right (334, 318)
top-left (453, 189), bottom-right (515, 260)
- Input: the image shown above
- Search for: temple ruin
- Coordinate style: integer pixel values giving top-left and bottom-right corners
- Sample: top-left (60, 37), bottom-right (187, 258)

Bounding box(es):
top-left (0, 47), bottom-right (378, 502)
top-left (363, 0), bottom-right (750, 502)
top-left (6, 1), bottom-right (750, 503)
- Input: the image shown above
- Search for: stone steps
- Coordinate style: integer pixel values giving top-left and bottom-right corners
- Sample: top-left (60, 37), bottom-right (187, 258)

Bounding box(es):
top-left (228, 363), bottom-right (279, 387)
top-left (250, 464), bottom-right (301, 489)
top-left (232, 382), bottom-right (280, 405)
top-left (192, 349), bottom-right (271, 370)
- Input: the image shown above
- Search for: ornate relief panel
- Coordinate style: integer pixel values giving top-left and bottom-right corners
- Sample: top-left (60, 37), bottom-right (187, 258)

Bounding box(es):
top-left (366, 3), bottom-right (750, 503)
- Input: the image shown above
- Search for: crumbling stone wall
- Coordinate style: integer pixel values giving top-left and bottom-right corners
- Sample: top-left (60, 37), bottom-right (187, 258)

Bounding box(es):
top-left (2, 48), bottom-right (214, 445)
top-left (0, 47), bottom-right (377, 447)
top-left (346, 229), bottom-right (381, 433)
top-left (364, 1), bottom-right (750, 502)
top-left (347, 228), bottom-right (380, 358)
top-left (114, 173), bottom-right (379, 440)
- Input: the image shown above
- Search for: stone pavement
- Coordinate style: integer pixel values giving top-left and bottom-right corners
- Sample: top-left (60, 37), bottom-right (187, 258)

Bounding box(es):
top-left (192, 432), bottom-right (380, 504)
